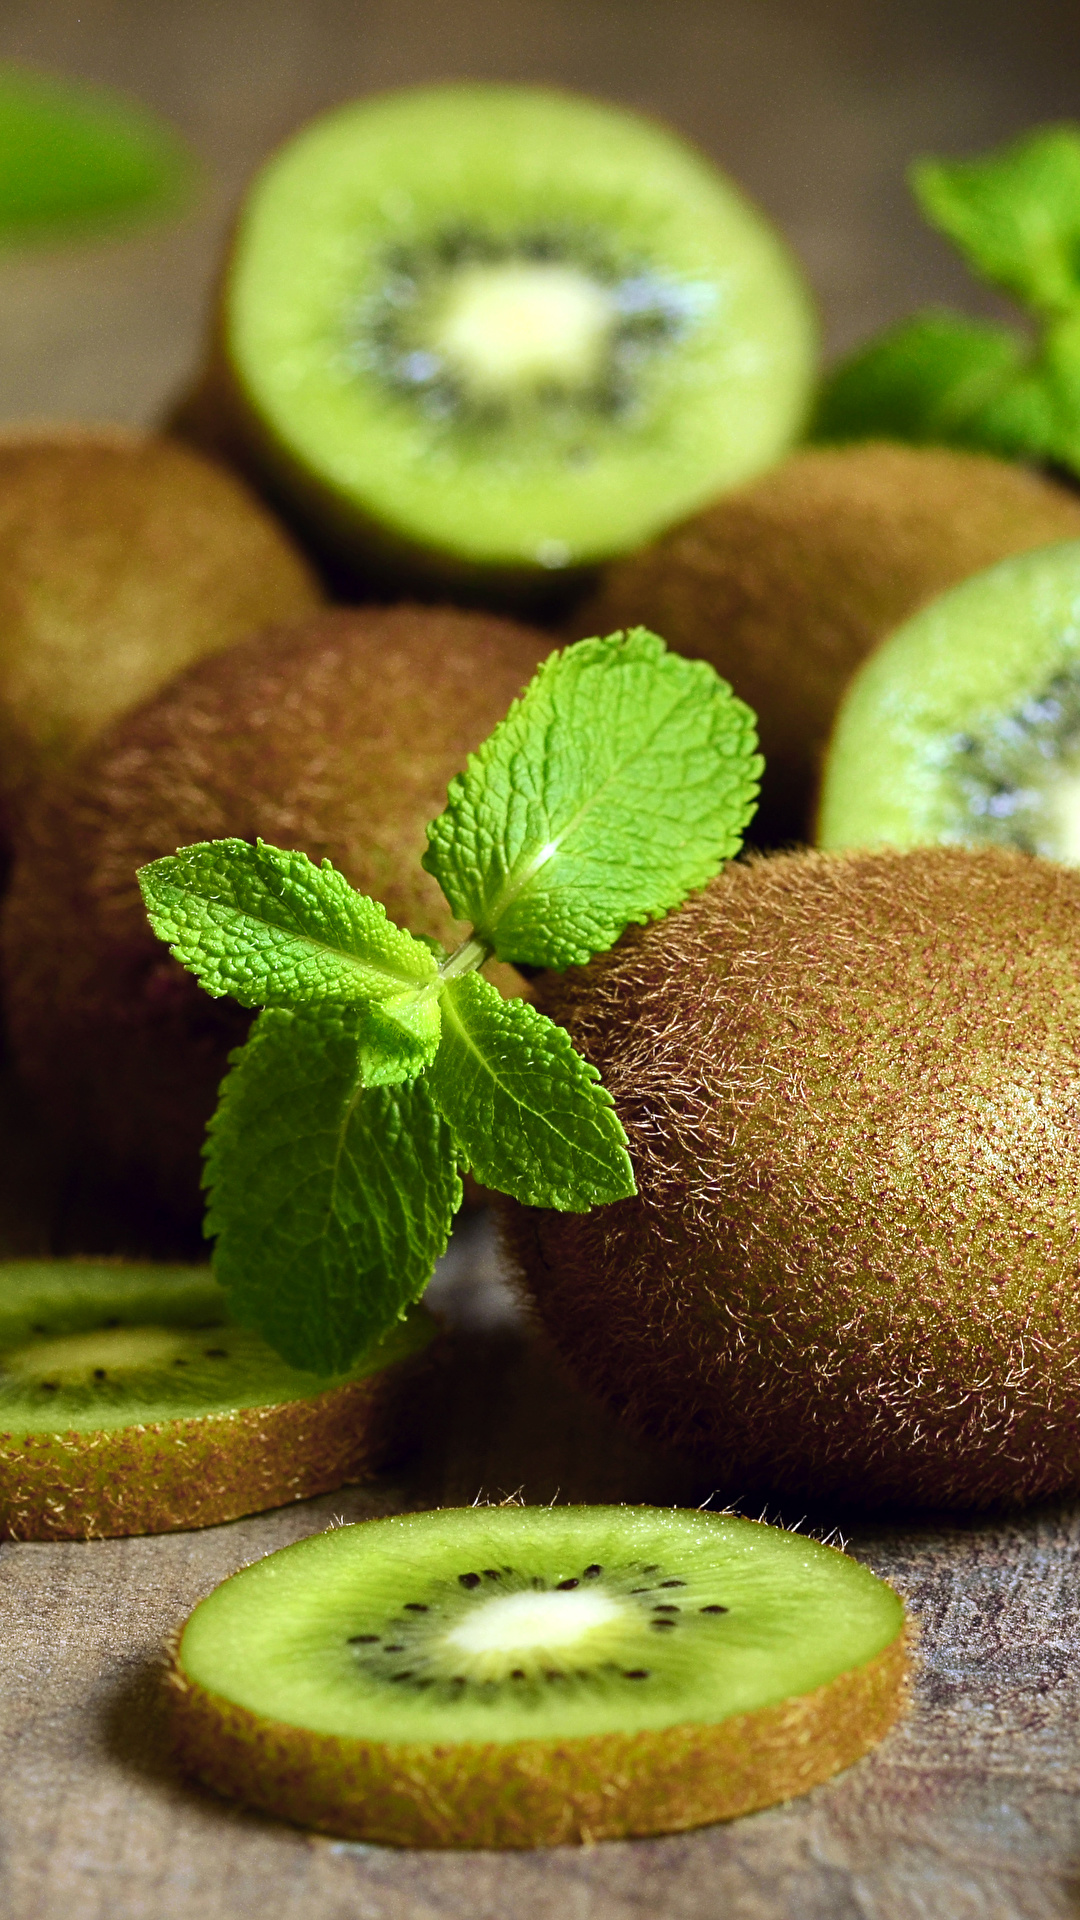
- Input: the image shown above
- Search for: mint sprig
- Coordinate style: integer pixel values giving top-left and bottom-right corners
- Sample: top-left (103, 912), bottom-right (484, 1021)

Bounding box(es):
top-left (813, 123), bottom-right (1080, 477)
top-left (139, 629), bottom-right (760, 1373)
top-left (0, 65), bottom-right (194, 244)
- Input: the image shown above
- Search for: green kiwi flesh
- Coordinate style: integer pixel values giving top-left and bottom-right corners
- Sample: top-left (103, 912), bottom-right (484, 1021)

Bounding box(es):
top-left (819, 539), bottom-right (1080, 861)
top-left (0, 427), bottom-right (321, 820)
top-left (169, 1504), bottom-right (907, 1847)
top-left (188, 83), bottom-right (815, 599)
top-left (506, 846), bottom-right (1080, 1510)
top-left (0, 1261), bottom-right (436, 1538)
top-left (571, 444), bottom-right (1080, 844)
top-left (1, 603), bottom-right (550, 1241)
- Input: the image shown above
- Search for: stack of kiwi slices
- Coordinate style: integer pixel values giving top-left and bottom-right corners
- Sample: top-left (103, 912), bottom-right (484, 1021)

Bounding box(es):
top-left (174, 83), bottom-right (816, 604)
top-left (169, 1504), bottom-right (908, 1847)
top-left (0, 1260), bottom-right (436, 1538)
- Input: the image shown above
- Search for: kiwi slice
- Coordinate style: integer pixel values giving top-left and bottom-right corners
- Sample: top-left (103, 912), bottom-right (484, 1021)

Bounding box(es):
top-left (818, 540), bottom-right (1080, 860)
top-left (0, 1261), bottom-right (436, 1539)
top-left (179, 84), bottom-right (815, 601)
top-left (169, 1504), bottom-right (907, 1848)
top-left (571, 444), bottom-right (1080, 844)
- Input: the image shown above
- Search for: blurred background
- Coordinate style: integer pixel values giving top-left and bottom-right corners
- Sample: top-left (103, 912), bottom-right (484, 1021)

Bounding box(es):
top-left (1, 0), bottom-right (1079, 427)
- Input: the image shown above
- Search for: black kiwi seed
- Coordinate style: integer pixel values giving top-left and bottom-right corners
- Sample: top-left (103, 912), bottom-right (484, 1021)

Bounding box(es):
top-left (384, 1644), bottom-right (406, 1654)
top-left (458, 1572), bottom-right (481, 1590)
top-left (510, 1669), bottom-right (526, 1680)
top-left (642, 1565), bottom-right (660, 1574)
top-left (701, 1604), bottom-right (729, 1615)
top-left (658, 1580), bottom-right (686, 1589)
top-left (653, 1604), bottom-right (679, 1613)
top-left (391, 1671), bottom-right (414, 1683)
top-left (650, 1619), bottom-right (677, 1630)
top-left (555, 1577), bottom-right (579, 1590)
top-left (40, 1381), bottom-right (57, 1391)
top-left (93, 1368), bottom-right (107, 1380)
top-left (482, 1569), bottom-right (501, 1580)
top-left (403, 1603), bottom-right (428, 1613)
top-left (629, 1586), bottom-right (651, 1594)
top-left (347, 1634), bottom-right (379, 1645)
top-left (624, 1669), bottom-right (650, 1680)
top-left (582, 1564), bottom-right (602, 1578)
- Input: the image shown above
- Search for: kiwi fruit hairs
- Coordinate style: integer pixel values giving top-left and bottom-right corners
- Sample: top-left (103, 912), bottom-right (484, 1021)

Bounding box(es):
top-left (0, 1259), bottom-right (436, 1539)
top-left (169, 83), bottom-right (816, 610)
top-left (168, 1503), bottom-right (907, 1848)
top-left (819, 538), bottom-right (1080, 863)
top-left (0, 603), bottom-right (553, 1249)
top-left (570, 443), bottom-right (1080, 845)
top-left (0, 425), bottom-right (322, 841)
top-left (505, 844), bottom-right (1080, 1512)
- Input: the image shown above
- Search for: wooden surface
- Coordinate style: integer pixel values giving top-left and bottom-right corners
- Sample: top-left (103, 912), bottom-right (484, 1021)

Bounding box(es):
top-left (4, 3), bottom-right (1080, 1915)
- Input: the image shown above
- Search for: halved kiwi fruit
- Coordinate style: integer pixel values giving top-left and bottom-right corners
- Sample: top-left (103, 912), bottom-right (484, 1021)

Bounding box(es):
top-left (818, 539), bottom-right (1080, 861)
top-left (0, 426), bottom-right (321, 833)
top-left (506, 845), bottom-right (1080, 1510)
top-left (571, 444), bottom-right (1080, 844)
top-left (169, 1504), bottom-right (907, 1848)
top-left (1, 603), bottom-right (550, 1243)
top-left (176, 83), bottom-right (815, 603)
top-left (0, 1260), bottom-right (436, 1539)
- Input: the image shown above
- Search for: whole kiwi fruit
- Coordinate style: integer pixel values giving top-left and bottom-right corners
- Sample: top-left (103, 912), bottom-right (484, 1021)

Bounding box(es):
top-left (2, 604), bottom-right (552, 1246)
top-left (506, 844), bottom-right (1080, 1510)
top-left (0, 426), bottom-right (322, 832)
top-left (570, 443), bottom-right (1080, 844)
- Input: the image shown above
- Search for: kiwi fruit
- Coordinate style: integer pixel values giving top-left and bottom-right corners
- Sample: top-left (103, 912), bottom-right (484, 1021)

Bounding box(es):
top-left (819, 538), bottom-right (1080, 862)
top-left (505, 845), bottom-right (1080, 1511)
top-left (0, 1260), bottom-right (436, 1539)
top-left (0, 603), bottom-right (552, 1243)
top-left (571, 444), bottom-right (1080, 844)
top-left (173, 83), bottom-right (815, 606)
top-left (0, 427), bottom-right (322, 833)
top-left (168, 1504), bottom-right (907, 1847)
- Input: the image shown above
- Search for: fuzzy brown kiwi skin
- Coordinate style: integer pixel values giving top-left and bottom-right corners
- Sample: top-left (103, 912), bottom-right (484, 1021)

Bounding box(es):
top-left (0, 1333), bottom-right (438, 1541)
top-left (165, 1574), bottom-right (910, 1848)
top-left (1, 604), bottom-right (551, 1242)
top-left (0, 426), bottom-right (323, 835)
top-left (505, 847), bottom-right (1080, 1512)
top-left (570, 444), bottom-right (1080, 845)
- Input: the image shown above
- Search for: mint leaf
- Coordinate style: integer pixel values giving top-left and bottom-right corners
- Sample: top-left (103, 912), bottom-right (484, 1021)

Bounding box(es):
top-left (139, 840), bottom-right (438, 1011)
top-left (913, 126), bottom-right (1080, 316)
top-left (0, 65), bottom-right (193, 243)
top-left (204, 1005), bottom-right (460, 1374)
top-left (428, 972), bottom-right (634, 1209)
top-left (423, 629), bottom-right (760, 969)
top-left (813, 310), bottom-right (1027, 447)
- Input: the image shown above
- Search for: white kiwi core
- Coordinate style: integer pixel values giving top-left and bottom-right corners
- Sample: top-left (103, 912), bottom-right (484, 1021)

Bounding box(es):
top-left (443, 1586), bottom-right (624, 1655)
top-left (431, 261), bottom-right (614, 398)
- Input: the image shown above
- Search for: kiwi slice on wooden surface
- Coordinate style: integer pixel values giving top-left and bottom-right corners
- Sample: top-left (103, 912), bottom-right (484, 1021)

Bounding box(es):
top-left (818, 539), bottom-right (1080, 862)
top-left (169, 1504), bottom-right (907, 1848)
top-left (0, 427), bottom-right (321, 836)
top-left (572, 444), bottom-right (1080, 844)
top-left (0, 1261), bottom-right (436, 1539)
top-left (176, 84), bottom-right (815, 604)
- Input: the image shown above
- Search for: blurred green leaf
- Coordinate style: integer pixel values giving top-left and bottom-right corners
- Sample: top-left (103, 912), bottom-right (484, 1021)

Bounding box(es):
top-left (0, 64), bottom-right (195, 245)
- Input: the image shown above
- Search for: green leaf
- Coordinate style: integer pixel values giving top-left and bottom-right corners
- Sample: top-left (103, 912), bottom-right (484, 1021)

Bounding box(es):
top-left (0, 64), bottom-right (194, 243)
top-left (427, 972), bottom-right (635, 1209)
top-left (913, 125), bottom-right (1080, 317)
top-left (423, 629), bottom-right (760, 969)
top-left (204, 1004), bottom-right (460, 1374)
top-left (139, 840), bottom-right (438, 1011)
top-left (812, 310), bottom-right (1028, 448)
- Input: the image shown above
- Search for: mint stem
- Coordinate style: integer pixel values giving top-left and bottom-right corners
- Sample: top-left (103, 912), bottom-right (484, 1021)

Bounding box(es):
top-left (438, 932), bottom-right (492, 982)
